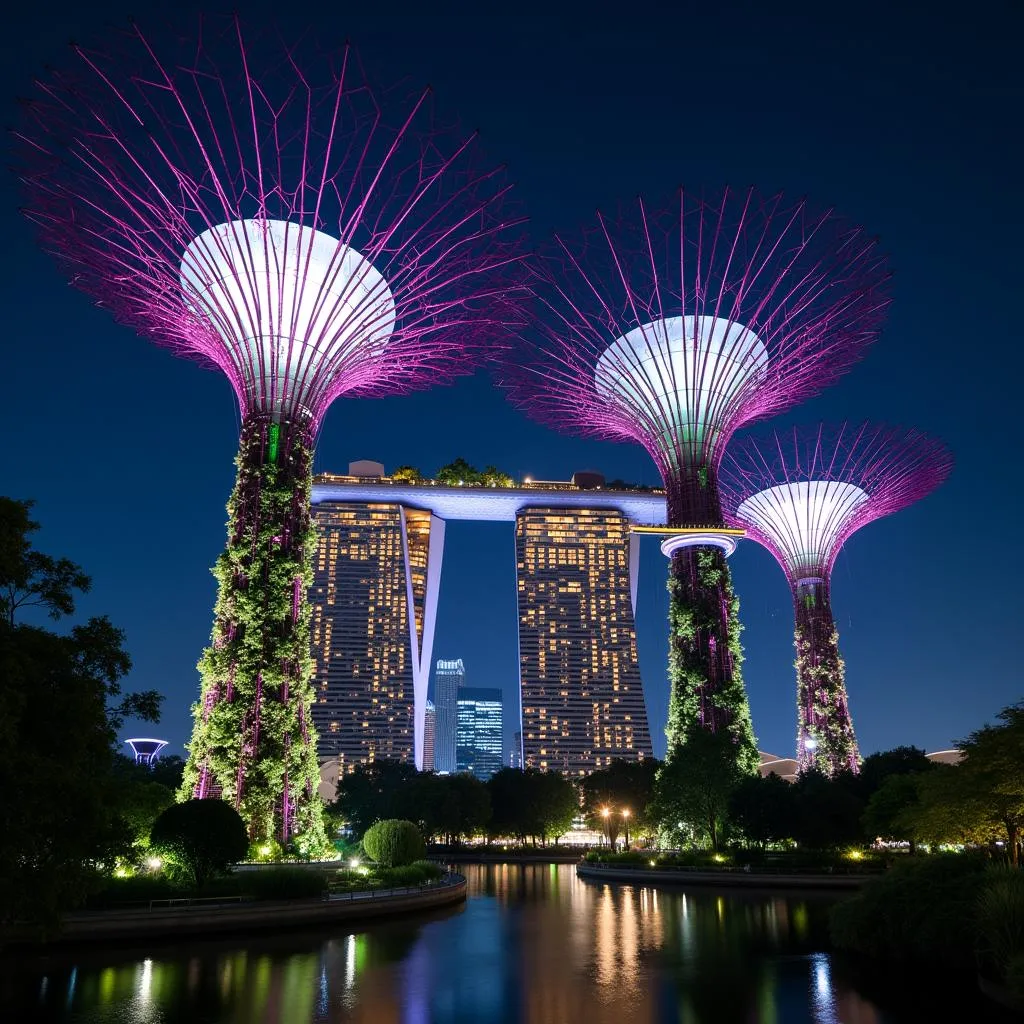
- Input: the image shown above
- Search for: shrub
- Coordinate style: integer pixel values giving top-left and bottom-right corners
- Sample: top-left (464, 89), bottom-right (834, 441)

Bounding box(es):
top-left (830, 854), bottom-right (990, 967)
top-left (86, 875), bottom-right (184, 908)
top-left (241, 867), bottom-right (330, 900)
top-left (149, 799), bottom-right (249, 887)
top-left (376, 862), bottom-right (443, 887)
top-left (362, 819), bottom-right (425, 868)
top-left (247, 838), bottom-right (283, 863)
top-left (976, 869), bottom-right (1024, 989)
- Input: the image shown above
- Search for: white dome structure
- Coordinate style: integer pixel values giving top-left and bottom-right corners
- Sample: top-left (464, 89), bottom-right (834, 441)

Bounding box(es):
top-left (181, 219), bottom-right (396, 422)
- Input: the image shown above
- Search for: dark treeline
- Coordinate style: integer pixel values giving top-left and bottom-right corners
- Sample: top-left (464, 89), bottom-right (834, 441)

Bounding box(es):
top-left (331, 762), bottom-right (579, 845)
top-left (0, 497), bottom-right (174, 928)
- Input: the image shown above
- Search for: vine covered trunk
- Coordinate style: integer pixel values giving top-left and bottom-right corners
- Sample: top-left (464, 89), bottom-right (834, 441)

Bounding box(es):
top-left (794, 578), bottom-right (859, 775)
top-left (181, 414), bottom-right (328, 851)
top-left (664, 545), bottom-right (759, 776)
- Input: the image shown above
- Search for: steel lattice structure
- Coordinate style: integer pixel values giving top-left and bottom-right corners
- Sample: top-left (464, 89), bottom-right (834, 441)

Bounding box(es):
top-left (720, 422), bottom-right (952, 774)
top-left (504, 189), bottom-right (889, 765)
top-left (16, 17), bottom-right (521, 845)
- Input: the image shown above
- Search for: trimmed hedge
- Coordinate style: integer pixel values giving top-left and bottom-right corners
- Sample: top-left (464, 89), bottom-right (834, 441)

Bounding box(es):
top-left (363, 820), bottom-right (425, 868)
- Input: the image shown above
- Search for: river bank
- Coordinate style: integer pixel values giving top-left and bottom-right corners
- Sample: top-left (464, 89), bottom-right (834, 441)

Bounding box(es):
top-left (3, 873), bottom-right (466, 948)
top-left (576, 861), bottom-right (869, 889)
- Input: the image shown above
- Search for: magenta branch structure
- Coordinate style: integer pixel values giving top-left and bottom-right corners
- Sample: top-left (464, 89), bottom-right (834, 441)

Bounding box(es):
top-left (721, 423), bottom-right (952, 775)
top-left (17, 17), bottom-right (520, 845)
top-left (504, 189), bottom-right (889, 770)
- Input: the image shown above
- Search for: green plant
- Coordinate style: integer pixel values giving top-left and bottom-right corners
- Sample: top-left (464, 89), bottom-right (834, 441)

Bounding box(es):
top-left (830, 854), bottom-right (990, 966)
top-left (180, 420), bottom-right (328, 850)
top-left (149, 799), bottom-right (249, 887)
top-left (375, 862), bottom-right (443, 887)
top-left (362, 819), bottom-right (425, 867)
top-left (664, 547), bottom-right (759, 776)
top-left (976, 869), bottom-right (1024, 986)
top-left (240, 867), bottom-right (329, 900)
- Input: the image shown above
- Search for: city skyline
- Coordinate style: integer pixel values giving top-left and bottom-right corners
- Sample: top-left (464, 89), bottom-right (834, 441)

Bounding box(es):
top-left (3, 0), bottom-right (1020, 770)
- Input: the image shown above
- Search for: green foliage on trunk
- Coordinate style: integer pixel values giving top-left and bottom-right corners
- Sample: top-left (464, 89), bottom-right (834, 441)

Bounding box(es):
top-left (181, 418), bottom-right (328, 853)
top-left (664, 546), bottom-right (758, 776)
top-left (794, 609), bottom-right (859, 774)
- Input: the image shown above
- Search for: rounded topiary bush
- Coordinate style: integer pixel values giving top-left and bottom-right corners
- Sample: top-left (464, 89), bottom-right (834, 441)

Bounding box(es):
top-left (150, 798), bottom-right (249, 887)
top-left (362, 819), bottom-right (425, 868)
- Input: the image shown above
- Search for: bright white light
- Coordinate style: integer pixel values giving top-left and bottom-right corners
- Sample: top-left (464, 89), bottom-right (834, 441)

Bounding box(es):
top-left (804, 738), bottom-right (818, 750)
top-left (180, 219), bottom-right (396, 421)
top-left (349, 857), bottom-right (360, 869)
top-left (145, 856), bottom-right (163, 871)
top-left (735, 480), bottom-right (869, 579)
top-left (595, 316), bottom-right (768, 454)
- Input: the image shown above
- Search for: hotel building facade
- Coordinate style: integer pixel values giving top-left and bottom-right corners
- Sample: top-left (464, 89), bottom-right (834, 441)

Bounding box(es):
top-left (309, 463), bottom-right (660, 776)
top-left (516, 508), bottom-right (652, 774)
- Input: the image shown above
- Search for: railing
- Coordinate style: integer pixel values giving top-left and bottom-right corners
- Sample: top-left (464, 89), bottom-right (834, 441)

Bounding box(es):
top-left (324, 873), bottom-right (461, 902)
top-left (146, 895), bottom-right (246, 911)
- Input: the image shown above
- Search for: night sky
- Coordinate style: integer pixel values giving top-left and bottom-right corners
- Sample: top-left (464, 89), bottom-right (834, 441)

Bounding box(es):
top-left (2, 1), bottom-right (1021, 764)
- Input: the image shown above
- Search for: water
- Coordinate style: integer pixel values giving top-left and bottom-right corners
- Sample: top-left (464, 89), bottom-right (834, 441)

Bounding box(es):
top-left (0, 863), bottom-right (1006, 1023)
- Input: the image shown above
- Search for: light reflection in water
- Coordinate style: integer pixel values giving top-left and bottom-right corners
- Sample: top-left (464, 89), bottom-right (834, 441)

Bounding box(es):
top-left (0, 864), bottom-right (990, 1024)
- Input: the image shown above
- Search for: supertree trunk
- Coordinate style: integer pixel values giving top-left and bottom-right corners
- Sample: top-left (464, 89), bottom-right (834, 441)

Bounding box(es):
top-left (181, 414), bottom-right (328, 851)
top-left (793, 579), bottom-right (859, 775)
top-left (663, 467), bottom-right (759, 775)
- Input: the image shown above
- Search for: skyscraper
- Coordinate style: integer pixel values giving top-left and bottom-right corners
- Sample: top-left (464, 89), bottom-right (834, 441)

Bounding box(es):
top-left (516, 507), bottom-right (653, 775)
top-left (309, 485), bottom-right (445, 773)
top-left (510, 731), bottom-right (523, 769)
top-left (423, 700), bottom-right (437, 773)
top-left (456, 688), bottom-right (504, 780)
top-left (434, 658), bottom-right (464, 774)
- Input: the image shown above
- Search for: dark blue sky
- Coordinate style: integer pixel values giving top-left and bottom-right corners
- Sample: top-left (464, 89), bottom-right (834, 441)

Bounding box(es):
top-left (2, 0), bottom-right (1021, 762)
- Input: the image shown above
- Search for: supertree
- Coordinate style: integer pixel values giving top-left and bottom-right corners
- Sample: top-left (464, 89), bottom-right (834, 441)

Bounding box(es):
top-left (720, 423), bottom-right (952, 774)
top-left (504, 190), bottom-right (889, 773)
top-left (16, 17), bottom-right (520, 846)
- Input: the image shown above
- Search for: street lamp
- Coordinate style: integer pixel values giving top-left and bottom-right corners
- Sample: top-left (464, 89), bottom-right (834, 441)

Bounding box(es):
top-left (621, 808), bottom-right (631, 850)
top-left (601, 806), bottom-right (611, 850)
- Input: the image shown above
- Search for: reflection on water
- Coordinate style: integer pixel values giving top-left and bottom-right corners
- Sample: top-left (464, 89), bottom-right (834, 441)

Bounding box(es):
top-left (0, 863), bottom-right (1002, 1023)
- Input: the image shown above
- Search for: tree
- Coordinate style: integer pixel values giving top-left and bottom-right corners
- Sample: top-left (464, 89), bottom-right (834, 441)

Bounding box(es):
top-left (790, 769), bottom-right (864, 850)
top-left (856, 745), bottom-right (933, 800)
top-left (392, 465), bottom-right (424, 482)
top-left (533, 770), bottom-right (578, 844)
top-left (435, 458), bottom-right (481, 486)
top-left (362, 819), bottom-right (425, 867)
top-left (898, 765), bottom-right (995, 848)
top-left (480, 465), bottom-right (514, 487)
top-left (111, 755), bottom-right (177, 854)
top-left (427, 774), bottom-right (491, 844)
top-left (580, 758), bottom-right (661, 840)
top-left (728, 773), bottom-right (798, 850)
top-left (0, 498), bottom-right (90, 628)
top-left (653, 730), bottom-right (743, 850)
top-left (862, 773), bottom-right (922, 850)
top-left (0, 499), bottom-right (162, 927)
top-left (486, 768), bottom-right (577, 845)
top-left (149, 755), bottom-right (187, 791)
top-left (958, 705), bottom-right (1024, 865)
top-left (333, 760), bottom-right (420, 834)
top-left (149, 799), bottom-right (249, 886)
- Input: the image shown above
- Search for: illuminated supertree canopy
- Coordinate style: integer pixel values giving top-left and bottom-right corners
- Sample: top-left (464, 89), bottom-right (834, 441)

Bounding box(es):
top-left (504, 189), bottom-right (889, 771)
top-left (720, 423), bottom-right (952, 774)
top-left (16, 16), bottom-right (521, 846)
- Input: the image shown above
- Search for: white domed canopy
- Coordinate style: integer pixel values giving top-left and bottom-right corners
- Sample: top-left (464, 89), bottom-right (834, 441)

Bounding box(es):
top-left (180, 219), bottom-right (396, 422)
top-left (736, 479), bottom-right (870, 581)
top-left (594, 316), bottom-right (768, 460)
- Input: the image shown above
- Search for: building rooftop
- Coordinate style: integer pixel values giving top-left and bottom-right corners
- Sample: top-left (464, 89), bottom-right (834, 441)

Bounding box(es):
top-left (312, 468), bottom-right (667, 524)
